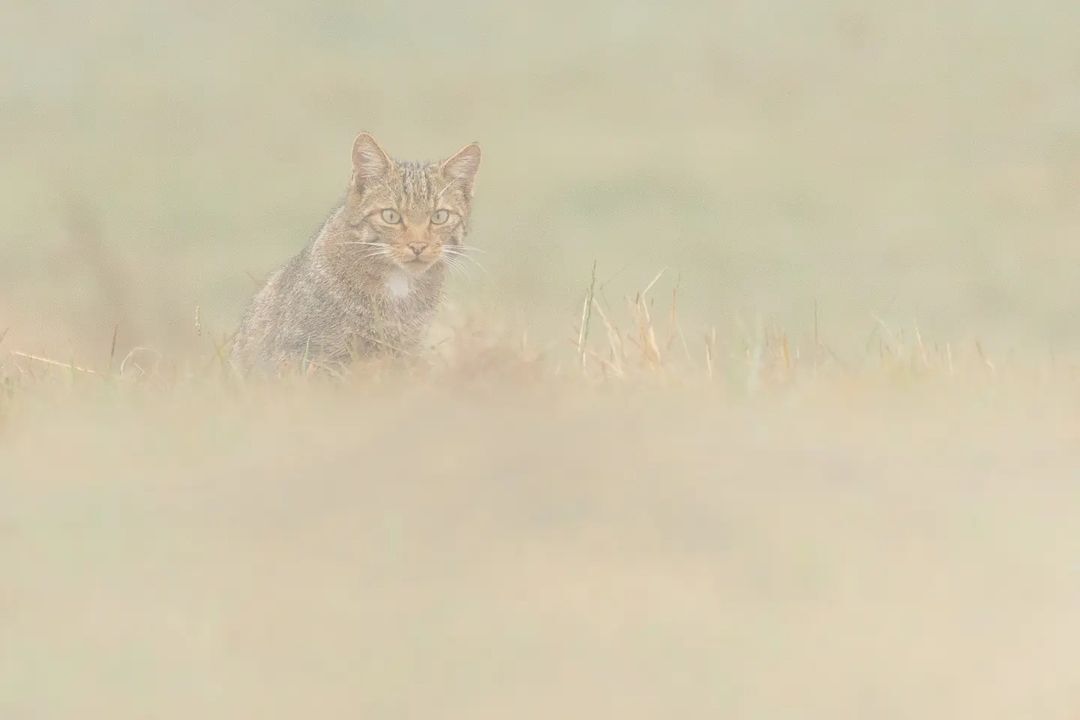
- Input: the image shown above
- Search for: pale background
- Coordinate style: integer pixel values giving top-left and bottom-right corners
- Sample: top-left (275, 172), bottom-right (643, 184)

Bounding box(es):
top-left (2, 0), bottom-right (1079, 357)
top-left (2, 2), bottom-right (1080, 719)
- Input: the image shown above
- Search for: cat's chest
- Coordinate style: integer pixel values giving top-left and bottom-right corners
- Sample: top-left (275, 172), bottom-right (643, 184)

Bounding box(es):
top-left (384, 270), bottom-right (412, 300)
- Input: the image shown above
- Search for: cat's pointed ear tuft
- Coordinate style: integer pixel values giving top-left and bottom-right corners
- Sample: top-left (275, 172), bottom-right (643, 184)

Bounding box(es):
top-left (440, 142), bottom-right (481, 196)
top-left (352, 132), bottom-right (392, 185)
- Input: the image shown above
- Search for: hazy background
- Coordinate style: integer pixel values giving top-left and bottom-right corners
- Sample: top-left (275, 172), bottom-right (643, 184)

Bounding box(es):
top-left (2, 0), bottom-right (1079, 358)
top-left (3, 2), bottom-right (1080, 719)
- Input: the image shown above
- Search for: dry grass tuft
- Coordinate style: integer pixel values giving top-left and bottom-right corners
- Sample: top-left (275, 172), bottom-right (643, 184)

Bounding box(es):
top-left (0, 268), bottom-right (1066, 401)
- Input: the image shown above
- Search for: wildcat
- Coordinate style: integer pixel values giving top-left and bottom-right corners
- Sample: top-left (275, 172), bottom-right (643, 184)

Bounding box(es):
top-left (230, 133), bottom-right (481, 373)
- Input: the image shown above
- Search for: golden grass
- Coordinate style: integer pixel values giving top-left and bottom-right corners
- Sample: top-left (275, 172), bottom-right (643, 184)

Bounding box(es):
top-left (0, 269), bottom-right (1047, 399)
top-left (2, 278), bottom-right (1079, 719)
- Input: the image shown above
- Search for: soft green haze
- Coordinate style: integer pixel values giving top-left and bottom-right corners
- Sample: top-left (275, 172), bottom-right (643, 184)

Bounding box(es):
top-left (2, 3), bottom-right (1080, 719)
top-left (3, 0), bottom-right (1079, 358)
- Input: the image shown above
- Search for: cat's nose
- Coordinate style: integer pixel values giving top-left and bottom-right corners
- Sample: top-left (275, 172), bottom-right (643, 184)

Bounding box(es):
top-left (407, 243), bottom-right (427, 257)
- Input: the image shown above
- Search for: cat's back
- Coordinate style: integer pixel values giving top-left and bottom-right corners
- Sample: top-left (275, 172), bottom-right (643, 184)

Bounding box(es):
top-left (230, 246), bottom-right (318, 371)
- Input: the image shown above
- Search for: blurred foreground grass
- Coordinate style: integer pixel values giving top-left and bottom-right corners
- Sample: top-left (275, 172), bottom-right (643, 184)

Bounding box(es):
top-left (2, 284), bottom-right (1080, 718)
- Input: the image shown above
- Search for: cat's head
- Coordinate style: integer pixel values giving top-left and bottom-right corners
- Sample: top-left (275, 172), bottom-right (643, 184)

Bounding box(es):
top-left (342, 133), bottom-right (481, 275)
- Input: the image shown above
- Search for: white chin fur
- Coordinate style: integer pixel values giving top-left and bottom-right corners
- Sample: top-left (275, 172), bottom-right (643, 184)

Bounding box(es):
top-left (385, 270), bottom-right (411, 299)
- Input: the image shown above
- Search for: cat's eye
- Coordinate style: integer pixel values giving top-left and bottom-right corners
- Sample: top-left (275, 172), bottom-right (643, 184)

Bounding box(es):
top-left (431, 209), bottom-right (451, 225)
top-left (380, 209), bottom-right (401, 224)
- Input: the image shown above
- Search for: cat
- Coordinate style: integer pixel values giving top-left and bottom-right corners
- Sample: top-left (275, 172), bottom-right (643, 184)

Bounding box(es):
top-left (230, 133), bottom-right (481, 373)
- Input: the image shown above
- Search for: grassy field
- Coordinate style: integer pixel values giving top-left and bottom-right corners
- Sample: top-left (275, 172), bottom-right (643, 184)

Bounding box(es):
top-left (3, 0), bottom-right (1080, 717)
top-left (2, 353), bottom-right (1079, 719)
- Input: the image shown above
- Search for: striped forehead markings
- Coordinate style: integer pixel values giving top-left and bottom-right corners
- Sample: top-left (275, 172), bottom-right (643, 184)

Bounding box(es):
top-left (394, 162), bottom-right (435, 205)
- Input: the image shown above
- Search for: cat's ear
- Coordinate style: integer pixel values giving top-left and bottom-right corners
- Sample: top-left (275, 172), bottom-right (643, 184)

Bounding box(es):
top-left (351, 132), bottom-right (392, 185)
top-left (440, 142), bottom-right (481, 196)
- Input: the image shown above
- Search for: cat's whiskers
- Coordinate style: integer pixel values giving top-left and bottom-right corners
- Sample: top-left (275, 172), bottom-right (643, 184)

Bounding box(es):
top-left (442, 247), bottom-right (488, 275)
top-left (443, 256), bottom-right (470, 279)
top-left (441, 253), bottom-right (486, 278)
top-left (339, 241), bottom-right (394, 263)
top-left (355, 250), bottom-right (392, 263)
